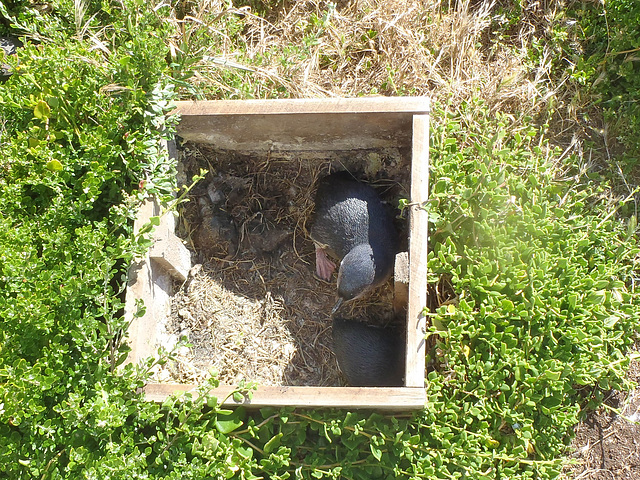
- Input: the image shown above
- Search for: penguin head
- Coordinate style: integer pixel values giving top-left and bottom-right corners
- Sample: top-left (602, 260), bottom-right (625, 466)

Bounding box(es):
top-left (333, 244), bottom-right (376, 312)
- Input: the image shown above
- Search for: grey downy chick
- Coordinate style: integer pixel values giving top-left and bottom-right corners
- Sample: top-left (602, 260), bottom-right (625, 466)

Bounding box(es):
top-left (310, 171), bottom-right (398, 313)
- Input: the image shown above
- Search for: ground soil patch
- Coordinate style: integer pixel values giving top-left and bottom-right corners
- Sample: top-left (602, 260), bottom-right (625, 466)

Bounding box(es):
top-left (567, 352), bottom-right (640, 479)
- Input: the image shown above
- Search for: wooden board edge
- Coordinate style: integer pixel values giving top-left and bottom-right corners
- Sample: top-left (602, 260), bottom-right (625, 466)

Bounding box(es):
top-left (173, 97), bottom-right (430, 116)
top-left (406, 114), bottom-right (429, 388)
top-left (123, 198), bottom-right (161, 366)
top-left (143, 384), bottom-right (426, 410)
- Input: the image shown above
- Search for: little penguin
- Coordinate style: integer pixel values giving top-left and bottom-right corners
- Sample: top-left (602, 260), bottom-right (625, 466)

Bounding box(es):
top-left (332, 318), bottom-right (405, 387)
top-left (310, 171), bottom-right (398, 312)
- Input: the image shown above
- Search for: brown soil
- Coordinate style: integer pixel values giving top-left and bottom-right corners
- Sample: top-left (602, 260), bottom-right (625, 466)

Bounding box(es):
top-left (566, 357), bottom-right (640, 479)
top-left (161, 142), bottom-right (411, 386)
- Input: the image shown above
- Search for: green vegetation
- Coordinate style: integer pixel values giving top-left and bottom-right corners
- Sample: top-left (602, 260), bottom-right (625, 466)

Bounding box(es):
top-left (569, 0), bottom-right (640, 158)
top-left (1, 0), bottom-right (639, 478)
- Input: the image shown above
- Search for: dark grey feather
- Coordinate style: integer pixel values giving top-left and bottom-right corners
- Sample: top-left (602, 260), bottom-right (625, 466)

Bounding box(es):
top-left (332, 318), bottom-right (405, 387)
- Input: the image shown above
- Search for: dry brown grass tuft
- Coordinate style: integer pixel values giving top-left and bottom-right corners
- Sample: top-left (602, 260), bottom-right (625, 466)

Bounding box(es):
top-left (164, 0), bottom-right (601, 166)
top-left (169, 0), bottom-right (573, 119)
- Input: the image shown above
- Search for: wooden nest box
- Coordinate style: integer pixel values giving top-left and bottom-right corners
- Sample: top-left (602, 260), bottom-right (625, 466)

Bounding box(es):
top-left (125, 97), bottom-right (429, 410)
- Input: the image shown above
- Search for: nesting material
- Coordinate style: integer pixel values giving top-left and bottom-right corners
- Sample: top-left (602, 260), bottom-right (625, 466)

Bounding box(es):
top-left (160, 142), bottom-right (410, 387)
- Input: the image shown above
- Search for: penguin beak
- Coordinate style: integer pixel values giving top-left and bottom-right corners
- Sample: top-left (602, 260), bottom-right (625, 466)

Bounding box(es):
top-left (331, 297), bottom-right (344, 315)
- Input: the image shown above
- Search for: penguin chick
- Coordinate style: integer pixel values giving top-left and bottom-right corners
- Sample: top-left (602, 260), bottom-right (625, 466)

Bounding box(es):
top-left (310, 171), bottom-right (398, 312)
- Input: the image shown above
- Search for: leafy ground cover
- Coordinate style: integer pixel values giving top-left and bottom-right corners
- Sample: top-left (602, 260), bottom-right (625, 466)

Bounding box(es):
top-left (1, 0), bottom-right (639, 478)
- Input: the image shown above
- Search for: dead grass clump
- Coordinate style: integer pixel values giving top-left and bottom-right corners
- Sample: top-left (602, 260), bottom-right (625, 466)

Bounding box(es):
top-left (166, 0), bottom-right (596, 173)
top-left (169, 1), bottom-right (561, 116)
top-left (167, 265), bottom-right (297, 385)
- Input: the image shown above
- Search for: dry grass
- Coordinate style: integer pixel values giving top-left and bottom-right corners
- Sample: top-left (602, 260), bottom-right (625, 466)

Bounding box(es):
top-left (171, 1), bottom-right (567, 113)
top-left (165, 0), bottom-right (597, 168)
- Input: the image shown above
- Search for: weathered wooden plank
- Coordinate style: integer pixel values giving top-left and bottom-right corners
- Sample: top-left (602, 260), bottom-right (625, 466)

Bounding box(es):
top-left (125, 199), bottom-right (163, 366)
top-left (405, 114), bottom-right (429, 388)
top-left (174, 97), bottom-right (430, 116)
top-left (174, 98), bottom-right (430, 152)
top-left (143, 383), bottom-right (426, 410)
top-left (176, 112), bottom-right (412, 151)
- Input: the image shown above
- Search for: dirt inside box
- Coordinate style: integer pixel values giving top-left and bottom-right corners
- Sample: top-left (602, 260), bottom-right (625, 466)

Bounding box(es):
top-left (160, 141), bottom-right (411, 387)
